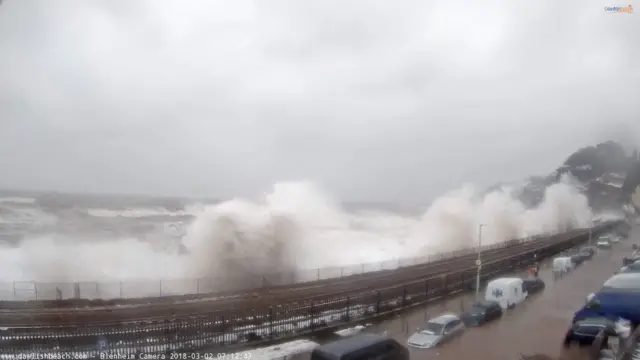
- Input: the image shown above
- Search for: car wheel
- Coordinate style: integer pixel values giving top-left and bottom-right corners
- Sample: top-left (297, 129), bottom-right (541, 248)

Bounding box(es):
top-left (563, 333), bottom-right (574, 347)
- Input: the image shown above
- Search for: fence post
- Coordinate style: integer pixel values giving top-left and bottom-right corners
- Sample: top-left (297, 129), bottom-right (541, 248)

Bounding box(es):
top-left (317, 268), bottom-right (320, 281)
top-left (34, 283), bottom-right (38, 300)
top-left (159, 280), bottom-right (163, 296)
top-left (425, 280), bottom-right (429, 299)
top-left (442, 274), bottom-right (448, 295)
top-left (119, 281), bottom-right (123, 298)
top-left (220, 315), bottom-right (226, 345)
top-left (345, 296), bottom-right (350, 321)
top-left (269, 307), bottom-right (274, 339)
top-left (340, 267), bottom-right (344, 277)
top-left (361, 264), bottom-right (365, 274)
top-left (196, 278), bottom-right (200, 293)
top-left (310, 302), bottom-right (315, 331)
top-left (402, 287), bottom-right (407, 308)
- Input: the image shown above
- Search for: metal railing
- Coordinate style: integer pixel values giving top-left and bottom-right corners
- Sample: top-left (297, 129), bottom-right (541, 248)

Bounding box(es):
top-left (0, 221), bottom-right (620, 302)
top-left (0, 227), bottom-right (598, 358)
top-left (0, 235), bottom-right (550, 301)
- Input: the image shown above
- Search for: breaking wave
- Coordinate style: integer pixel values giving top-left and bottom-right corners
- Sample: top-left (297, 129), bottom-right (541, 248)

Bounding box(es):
top-left (0, 177), bottom-right (595, 291)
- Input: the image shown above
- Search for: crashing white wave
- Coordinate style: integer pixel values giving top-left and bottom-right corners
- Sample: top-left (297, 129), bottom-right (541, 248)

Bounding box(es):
top-left (0, 197), bottom-right (36, 204)
top-left (0, 177), bottom-right (595, 287)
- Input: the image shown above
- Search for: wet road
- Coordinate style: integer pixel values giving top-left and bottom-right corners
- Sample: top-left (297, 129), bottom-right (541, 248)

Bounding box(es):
top-left (369, 235), bottom-right (637, 360)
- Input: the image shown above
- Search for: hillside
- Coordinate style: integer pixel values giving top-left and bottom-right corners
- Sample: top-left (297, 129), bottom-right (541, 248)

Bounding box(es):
top-left (517, 141), bottom-right (640, 212)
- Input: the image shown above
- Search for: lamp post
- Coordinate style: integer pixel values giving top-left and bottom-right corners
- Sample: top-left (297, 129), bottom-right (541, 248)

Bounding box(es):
top-left (475, 224), bottom-right (487, 301)
top-left (589, 213), bottom-right (595, 246)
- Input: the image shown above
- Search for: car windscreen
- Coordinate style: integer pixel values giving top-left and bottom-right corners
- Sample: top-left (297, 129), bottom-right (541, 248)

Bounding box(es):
top-left (602, 275), bottom-right (640, 290)
top-left (469, 305), bottom-right (487, 313)
top-left (420, 322), bottom-right (444, 335)
top-left (620, 265), bottom-right (640, 273)
top-left (574, 324), bottom-right (606, 336)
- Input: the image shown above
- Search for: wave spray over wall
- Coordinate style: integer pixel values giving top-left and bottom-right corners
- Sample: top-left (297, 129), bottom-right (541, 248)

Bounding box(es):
top-left (0, 178), bottom-right (593, 292)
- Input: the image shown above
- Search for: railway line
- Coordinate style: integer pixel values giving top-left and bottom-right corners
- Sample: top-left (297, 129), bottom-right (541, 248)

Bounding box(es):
top-left (0, 228), bottom-right (593, 311)
top-left (0, 233), bottom-right (558, 309)
top-left (0, 222), bottom-right (619, 357)
top-left (0, 230), bottom-right (570, 316)
top-left (0, 224), bottom-right (610, 327)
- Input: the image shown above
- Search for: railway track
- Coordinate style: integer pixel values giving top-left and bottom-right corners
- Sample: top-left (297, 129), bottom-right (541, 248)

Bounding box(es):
top-left (0, 226), bottom-right (606, 326)
top-left (0, 234), bottom-right (549, 309)
top-left (0, 223), bottom-right (617, 357)
top-left (0, 231), bottom-right (559, 315)
top-left (0, 228), bottom-right (591, 312)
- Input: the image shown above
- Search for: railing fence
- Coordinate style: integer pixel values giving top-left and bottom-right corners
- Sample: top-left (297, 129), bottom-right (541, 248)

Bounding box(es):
top-left (0, 234), bottom-right (547, 301)
top-left (0, 222), bottom-right (619, 302)
top-left (0, 226), bottom-right (598, 358)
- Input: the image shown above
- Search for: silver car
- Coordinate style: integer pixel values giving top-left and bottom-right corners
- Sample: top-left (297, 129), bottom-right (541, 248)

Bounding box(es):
top-left (407, 313), bottom-right (465, 349)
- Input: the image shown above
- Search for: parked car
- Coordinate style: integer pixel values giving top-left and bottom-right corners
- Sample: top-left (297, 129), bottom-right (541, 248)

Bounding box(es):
top-left (522, 278), bottom-right (545, 295)
top-left (571, 254), bottom-right (586, 266)
top-left (573, 273), bottom-right (640, 325)
top-left (581, 246), bottom-right (596, 257)
top-left (622, 254), bottom-right (640, 266)
top-left (563, 317), bottom-right (617, 347)
top-left (615, 262), bottom-right (640, 274)
top-left (578, 249), bottom-right (594, 261)
top-left (311, 333), bottom-right (409, 360)
top-left (596, 238), bottom-right (612, 249)
top-left (407, 313), bottom-right (465, 349)
top-left (460, 300), bottom-right (503, 326)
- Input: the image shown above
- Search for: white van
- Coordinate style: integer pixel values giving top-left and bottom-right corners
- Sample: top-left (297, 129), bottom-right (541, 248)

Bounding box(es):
top-left (553, 256), bottom-right (574, 273)
top-left (484, 278), bottom-right (527, 309)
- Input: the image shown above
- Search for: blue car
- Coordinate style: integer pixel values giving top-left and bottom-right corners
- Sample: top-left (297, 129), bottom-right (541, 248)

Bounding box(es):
top-left (573, 273), bottom-right (640, 326)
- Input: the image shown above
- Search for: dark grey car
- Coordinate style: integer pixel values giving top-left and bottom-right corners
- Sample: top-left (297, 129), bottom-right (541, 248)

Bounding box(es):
top-left (311, 333), bottom-right (409, 360)
top-left (460, 300), bottom-right (502, 326)
top-left (522, 278), bottom-right (545, 295)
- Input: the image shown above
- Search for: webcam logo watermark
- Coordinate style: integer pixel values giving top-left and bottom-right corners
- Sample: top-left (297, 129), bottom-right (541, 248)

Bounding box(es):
top-left (605, 4), bottom-right (634, 12)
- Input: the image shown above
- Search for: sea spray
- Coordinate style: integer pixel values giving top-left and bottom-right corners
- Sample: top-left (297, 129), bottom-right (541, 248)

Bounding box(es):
top-left (0, 177), bottom-right (600, 291)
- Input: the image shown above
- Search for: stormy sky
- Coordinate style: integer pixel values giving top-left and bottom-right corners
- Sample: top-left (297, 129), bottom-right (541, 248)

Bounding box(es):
top-left (0, 0), bottom-right (638, 202)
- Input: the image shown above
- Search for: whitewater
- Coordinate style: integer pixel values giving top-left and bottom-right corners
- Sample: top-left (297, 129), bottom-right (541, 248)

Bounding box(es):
top-left (0, 178), bottom-right (596, 295)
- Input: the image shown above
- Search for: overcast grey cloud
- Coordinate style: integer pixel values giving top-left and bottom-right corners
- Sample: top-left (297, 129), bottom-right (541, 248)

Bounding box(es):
top-left (0, 0), bottom-right (638, 202)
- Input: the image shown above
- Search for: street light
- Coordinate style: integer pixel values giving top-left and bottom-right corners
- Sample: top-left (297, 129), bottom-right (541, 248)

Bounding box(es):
top-left (475, 223), bottom-right (487, 301)
top-left (588, 214), bottom-right (593, 245)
